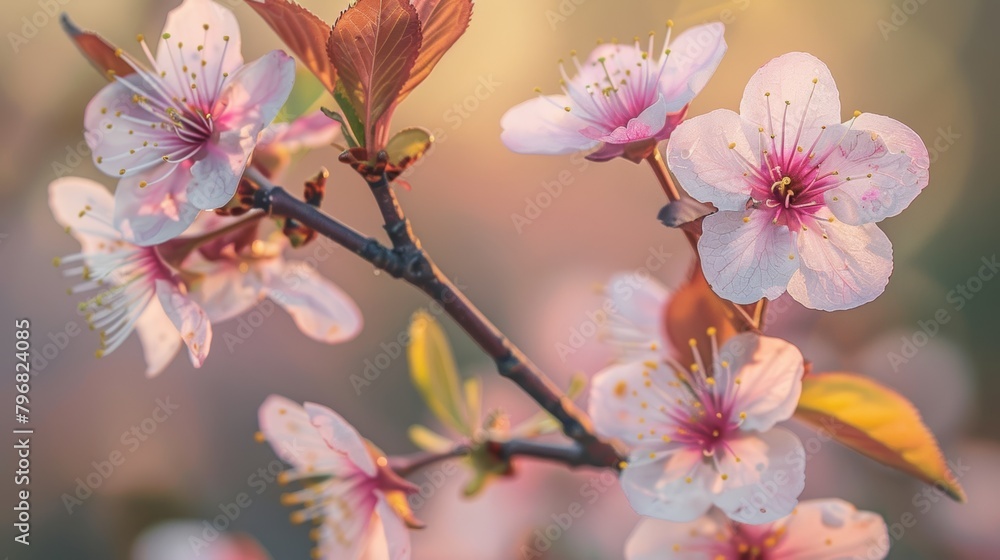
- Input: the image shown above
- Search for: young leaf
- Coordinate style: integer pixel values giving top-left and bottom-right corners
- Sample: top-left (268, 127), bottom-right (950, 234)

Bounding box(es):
top-left (327, 0), bottom-right (422, 147)
top-left (463, 377), bottom-right (482, 433)
top-left (244, 0), bottom-right (338, 92)
top-left (333, 82), bottom-right (366, 147)
top-left (320, 107), bottom-right (359, 149)
top-left (385, 127), bottom-right (434, 170)
top-left (408, 424), bottom-right (455, 453)
top-left (400, 0), bottom-right (473, 100)
top-left (282, 68), bottom-right (328, 121)
top-left (408, 311), bottom-right (469, 435)
top-left (665, 263), bottom-right (747, 365)
top-left (60, 14), bottom-right (134, 80)
top-left (795, 372), bottom-right (966, 502)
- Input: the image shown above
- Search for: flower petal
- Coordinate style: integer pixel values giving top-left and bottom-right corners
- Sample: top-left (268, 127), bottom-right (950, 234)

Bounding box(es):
top-left (155, 0), bottom-right (244, 96)
top-left (772, 499), bottom-right (889, 559)
top-left (605, 273), bottom-right (670, 362)
top-left (659, 22), bottom-right (727, 112)
top-left (154, 279), bottom-right (211, 367)
top-left (258, 395), bottom-right (365, 477)
top-left (500, 94), bottom-right (600, 155)
top-left (590, 362), bottom-right (682, 446)
top-left (621, 449), bottom-right (715, 522)
top-left (367, 494), bottom-right (412, 560)
top-left (740, 52), bottom-right (841, 136)
top-left (304, 402), bottom-right (377, 477)
top-left (718, 333), bottom-right (804, 432)
top-left (787, 217), bottom-right (892, 311)
top-left (260, 110), bottom-right (342, 153)
top-left (624, 515), bottom-right (729, 560)
top-left (187, 50), bottom-right (296, 209)
top-left (187, 260), bottom-right (263, 323)
top-left (133, 297), bottom-right (183, 378)
top-left (712, 428), bottom-right (805, 525)
top-left (49, 177), bottom-right (120, 247)
top-left (698, 209), bottom-right (798, 304)
top-left (580, 95), bottom-right (668, 144)
top-left (820, 123), bottom-right (928, 225)
top-left (256, 260), bottom-right (363, 344)
top-left (666, 109), bottom-right (760, 210)
top-left (114, 165), bottom-right (201, 246)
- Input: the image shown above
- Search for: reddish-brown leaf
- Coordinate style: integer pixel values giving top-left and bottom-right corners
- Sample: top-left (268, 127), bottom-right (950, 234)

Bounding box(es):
top-left (244, 0), bottom-right (338, 93)
top-left (328, 0), bottom-right (422, 148)
top-left (60, 14), bottom-right (134, 80)
top-left (399, 0), bottom-right (473, 99)
top-left (665, 261), bottom-right (751, 366)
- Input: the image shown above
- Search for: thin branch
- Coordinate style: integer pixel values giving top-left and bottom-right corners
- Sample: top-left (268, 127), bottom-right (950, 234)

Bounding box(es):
top-left (645, 149), bottom-right (682, 202)
top-left (390, 439), bottom-right (612, 478)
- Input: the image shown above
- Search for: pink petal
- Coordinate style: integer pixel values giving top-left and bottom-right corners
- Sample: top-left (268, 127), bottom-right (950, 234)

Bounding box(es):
top-left (371, 494), bottom-right (412, 560)
top-left (772, 499), bottom-right (889, 559)
top-left (261, 110), bottom-right (343, 152)
top-left (48, 177), bottom-right (120, 247)
top-left (155, 279), bottom-right (211, 367)
top-left (257, 260), bottom-right (362, 344)
top-left (155, 0), bottom-right (244, 97)
top-left (500, 94), bottom-right (600, 155)
top-left (186, 259), bottom-right (262, 323)
top-left (719, 333), bottom-right (804, 432)
top-left (659, 22), bottom-right (727, 112)
top-left (787, 217), bottom-right (893, 311)
top-left (624, 515), bottom-right (728, 560)
top-left (258, 395), bottom-right (365, 477)
top-left (740, 52), bottom-right (841, 138)
top-left (313, 488), bottom-right (378, 560)
top-left (84, 77), bottom-right (179, 179)
top-left (580, 95), bottom-right (668, 144)
top-left (821, 122), bottom-right (928, 225)
top-left (712, 428), bottom-right (805, 524)
top-left (133, 298), bottom-right (184, 378)
top-left (698, 209), bottom-right (799, 304)
top-left (620, 449), bottom-right (715, 521)
top-left (303, 402), bottom-right (377, 477)
top-left (666, 109), bottom-right (759, 210)
top-left (114, 166), bottom-right (201, 246)
top-left (604, 273), bottom-right (670, 362)
top-left (186, 50), bottom-right (295, 210)
top-left (590, 362), bottom-right (682, 446)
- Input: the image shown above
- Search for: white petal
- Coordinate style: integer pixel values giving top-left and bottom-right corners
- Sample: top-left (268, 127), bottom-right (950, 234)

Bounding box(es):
top-left (304, 402), bottom-right (377, 477)
top-left (365, 495), bottom-right (412, 560)
top-left (258, 396), bottom-right (365, 477)
top-left (133, 297), bottom-right (183, 378)
top-left (48, 177), bottom-right (121, 248)
top-left (155, 0), bottom-right (243, 97)
top-left (114, 166), bottom-right (201, 246)
top-left (712, 428), bottom-right (805, 525)
top-left (740, 52), bottom-right (841, 138)
top-left (604, 272), bottom-right (670, 362)
top-left (787, 217), bottom-right (893, 311)
top-left (624, 515), bottom-right (729, 560)
top-left (659, 22), bottom-right (727, 112)
top-left (187, 260), bottom-right (263, 323)
top-left (155, 280), bottom-right (211, 367)
top-left (260, 260), bottom-right (363, 344)
top-left (500, 95), bottom-right (600, 155)
top-left (666, 109), bottom-right (759, 210)
top-left (772, 499), bottom-right (889, 559)
top-left (589, 362), bottom-right (683, 446)
top-left (621, 449), bottom-right (715, 522)
top-left (718, 333), bottom-right (804, 432)
top-left (698, 209), bottom-right (798, 304)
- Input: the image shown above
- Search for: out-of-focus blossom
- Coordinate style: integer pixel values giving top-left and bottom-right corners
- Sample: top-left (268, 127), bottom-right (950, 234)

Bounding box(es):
top-left (590, 300), bottom-right (806, 523)
top-left (131, 520), bottom-right (272, 560)
top-left (501, 22), bottom-right (726, 162)
top-left (625, 499), bottom-right (888, 559)
top-left (252, 110), bottom-right (342, 179)
top-left (49, 177), bottom-right (211, 376)
top-left (83, 0), bottom-right (295, 245)
top-left (667, 52), bottom-right (929, 311)
top-left (258, 396), bottom-right (416, 560)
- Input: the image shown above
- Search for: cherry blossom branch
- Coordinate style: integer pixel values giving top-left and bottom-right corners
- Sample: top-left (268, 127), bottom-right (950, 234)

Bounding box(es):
top-left (246, 167), bottom-right (624, 470)
top-left (389, 439), bottom-right (607, 478)
top-left (645, 149), bottom-right (682, 202)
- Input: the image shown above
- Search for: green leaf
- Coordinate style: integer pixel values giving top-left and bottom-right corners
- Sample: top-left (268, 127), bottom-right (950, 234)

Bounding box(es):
top-left (282, 68), bottom-right (328, 121)
top-left (333, 81), bottom-right (367, 147)
top-left (408, 311), bottom-right (469, 435)
top-left (463, 378), bottom-right (481, 433)
top-left (407, 424), bottom-right (454, 453)
top-left (795, 372), bottom-right (966, 502)
top-left (320, 107), bottom-right (359, 149)
top-left (385, 127), bottom-right (434, 170)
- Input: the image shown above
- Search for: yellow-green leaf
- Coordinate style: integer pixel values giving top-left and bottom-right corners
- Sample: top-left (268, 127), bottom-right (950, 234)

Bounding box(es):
top-left (385, 127), bottom-right (434, 170)
top-left (407, 424), bottom-right (454, 453)
top-left (408, 311), bottom-right (469, 435)
top-left (464, 378), bottom-right (482, 433)
top-left (795, 372), bottom-right (966, 502)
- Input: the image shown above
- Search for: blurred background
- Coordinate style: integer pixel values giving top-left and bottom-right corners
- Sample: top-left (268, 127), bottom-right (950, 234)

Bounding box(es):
top-left (1, 0), bottom-right (998, 558)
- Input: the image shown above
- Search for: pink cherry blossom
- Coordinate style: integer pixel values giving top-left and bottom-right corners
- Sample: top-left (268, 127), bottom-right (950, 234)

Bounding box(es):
top-left (501, 22), bottom-right (726, 162)
top-left (85, 0), bottom-right (295, 246)
top-left (131, 520), bottom-right (272, 560)
top-left (180, 213), bottom-right (363, 345)
top-left (49, 177), bottom-right (211, 377)
top-left (625, 499), bottom-right (889, 559)
top-left (666, 52), bottom-right (929, 311)
top-left (258, 395), bottom-right (415, 560)
top-left (590, 322), bottom-right (806, 523)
